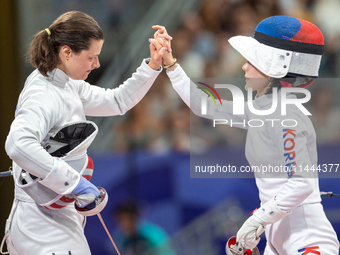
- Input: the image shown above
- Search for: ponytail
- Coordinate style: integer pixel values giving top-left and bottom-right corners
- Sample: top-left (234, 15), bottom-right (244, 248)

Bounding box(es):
top-left (27, 29), bottom-right (58, 77)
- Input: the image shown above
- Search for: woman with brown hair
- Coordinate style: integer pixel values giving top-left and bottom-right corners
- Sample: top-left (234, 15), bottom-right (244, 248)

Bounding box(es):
top-left (2, 11), bottom-right (168, 255)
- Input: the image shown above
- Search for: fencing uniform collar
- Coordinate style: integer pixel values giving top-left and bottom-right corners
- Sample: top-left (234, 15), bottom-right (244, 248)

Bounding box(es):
top-left (48, 68), bottom-right (70, 87)
top-left (255, 93), bottom-right (274, 108)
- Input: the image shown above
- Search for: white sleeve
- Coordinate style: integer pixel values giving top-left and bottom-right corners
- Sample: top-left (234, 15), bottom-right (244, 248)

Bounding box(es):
top-left (166, 64), bottom-right (249, 129)
top-left (78, 59), bottom-right (162, 116)
top-left (5, 91), bottom-right (62, 178)
top-left (271, 111), bottom-right (318, 212)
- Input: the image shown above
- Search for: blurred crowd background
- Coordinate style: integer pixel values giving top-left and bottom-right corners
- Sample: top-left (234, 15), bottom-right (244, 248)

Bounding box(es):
top-left (1, 0), bottom-right (340, 254)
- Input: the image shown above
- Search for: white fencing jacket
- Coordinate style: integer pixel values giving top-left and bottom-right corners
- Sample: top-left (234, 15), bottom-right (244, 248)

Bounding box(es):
top-left (167, 64), bottom-right (321, 213)
top-left (6, 59), bottom-right (161, 201)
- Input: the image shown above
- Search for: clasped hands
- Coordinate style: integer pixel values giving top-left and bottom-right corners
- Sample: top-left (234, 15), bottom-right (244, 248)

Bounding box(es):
top-left (148, 25), bottom-right (177, 71)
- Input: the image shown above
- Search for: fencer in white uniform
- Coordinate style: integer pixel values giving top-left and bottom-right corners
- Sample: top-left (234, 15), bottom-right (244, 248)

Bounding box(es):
top-left (167, 67), bottom-right (339, 254)
top-left (151, 16), bottom-right (340, 255)
top-left (4, 60), bottom-right (161, 255)
top-left (2, 11), bottom-right (167, 255)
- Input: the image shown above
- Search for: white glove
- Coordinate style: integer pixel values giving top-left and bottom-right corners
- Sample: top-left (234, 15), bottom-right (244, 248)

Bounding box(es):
top-left (237, 197), bottom-right (290, 249)
top-left (236, 215), bottom-right (264, 250)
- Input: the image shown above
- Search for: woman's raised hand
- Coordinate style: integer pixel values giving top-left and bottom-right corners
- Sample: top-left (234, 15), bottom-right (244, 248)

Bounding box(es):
top-left (151, 25), bottom-right (176, 69)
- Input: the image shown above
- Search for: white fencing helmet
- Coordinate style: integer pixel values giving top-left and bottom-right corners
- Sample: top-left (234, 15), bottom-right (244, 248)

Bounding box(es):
top-left (229, 15), bottom-right (324, 86)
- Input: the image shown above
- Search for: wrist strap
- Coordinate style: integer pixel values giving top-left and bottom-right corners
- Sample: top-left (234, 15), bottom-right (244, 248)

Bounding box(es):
top-left (163, 58), bottom-right (177, 68)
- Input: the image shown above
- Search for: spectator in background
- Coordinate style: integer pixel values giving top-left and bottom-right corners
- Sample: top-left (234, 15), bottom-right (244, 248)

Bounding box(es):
top-left (112, 95), bottom-right (165, 153)
top-left (111, 71), bottom-right (183, 154)
top-left (231, 3), bottom-right (260, 36)
top-left (170, 27), bottom-right (206, 78)
top-left (312, 0), bottom-right (340, 77)
top-left (199, 0), bottom-right (233, 35)
top-left (279, 0), bottom-right (314, 21)
top-left (214, 3), bottom-right (258, 78)
top-left (180, 13), bottom-right (214, 59)
top-left (111, 202), bottom-right (175, 255)
top-left (246, 0), bottom-right (282, 22)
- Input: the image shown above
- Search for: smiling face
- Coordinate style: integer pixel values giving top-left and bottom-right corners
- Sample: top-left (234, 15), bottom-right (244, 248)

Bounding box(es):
top-left (242, 61), bottom-right (272, 97)
top-left (57, 39), bottom-right (104, 80)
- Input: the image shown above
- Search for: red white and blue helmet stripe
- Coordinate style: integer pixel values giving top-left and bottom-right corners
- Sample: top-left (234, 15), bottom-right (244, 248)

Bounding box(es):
top-left (254, 16), bottom-right (324, 56)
